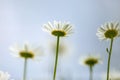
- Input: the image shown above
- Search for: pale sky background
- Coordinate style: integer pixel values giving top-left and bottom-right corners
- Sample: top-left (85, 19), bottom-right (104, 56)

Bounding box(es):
top-left (0, 0), bottom-right (120, 80)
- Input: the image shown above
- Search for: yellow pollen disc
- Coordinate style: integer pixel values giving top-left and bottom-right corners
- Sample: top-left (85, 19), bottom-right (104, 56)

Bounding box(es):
top-left (52, 30), bottom-right (66, 37)
top-left (20, 51), bottom-right (34, 59)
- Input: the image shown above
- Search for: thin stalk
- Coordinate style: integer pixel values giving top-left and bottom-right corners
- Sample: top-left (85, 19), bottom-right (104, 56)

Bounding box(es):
top-left (106, 39), bottom-right (114, 80)
top-left (89, 66), bottom-right (93, 80)
top-left (23, 58), bottom-right (27, 80)
top-left (53, 36), bottom-right (60, 80)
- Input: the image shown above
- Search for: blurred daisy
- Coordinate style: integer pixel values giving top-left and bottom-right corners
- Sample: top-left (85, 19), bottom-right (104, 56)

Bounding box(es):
top-left (96, 22), bottom-right (120, 40)
top-left (0, 71), bottom-right (13, 80)
top-left (42, 21), bottom-right (73, 80)
top-left (109, 70), bottom-right (120, 80)
top-left (49, 41), bottom-right (68, 56)
top-left (42, 21), bottom-right (73, 37)
top-left (79, 55), bottom-right (101, 67)
top-left (10, 42), bottom-right (43, 60)
top-left (79, 55), bottom-right (101, 80)
top-left (10, 42), bottom-right (43, 80)
top-left (102, 70), bottom-right (120, 80)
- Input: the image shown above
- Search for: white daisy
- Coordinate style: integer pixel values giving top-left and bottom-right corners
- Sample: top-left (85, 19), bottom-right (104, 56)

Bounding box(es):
top-left (42, 21), bottom-right (73, 37)
top-left (9, 42), bottom-right (43, 60)
top-left (96, 22), bottom-right (120, 40)
top-left (79, 55), bottom-right (101, 66)
top-left (0, 71), bottom-right (13, 80)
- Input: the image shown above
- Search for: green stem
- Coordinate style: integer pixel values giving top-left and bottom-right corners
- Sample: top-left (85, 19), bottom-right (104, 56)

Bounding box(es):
top-left (89, 66), bottom-right (93, 80)
top-left (53, 36), bottom-right (60, 80)
top-left (107, 39), bottom-right (114, 80)
top-left (23, 58), bottom-right (27, 80)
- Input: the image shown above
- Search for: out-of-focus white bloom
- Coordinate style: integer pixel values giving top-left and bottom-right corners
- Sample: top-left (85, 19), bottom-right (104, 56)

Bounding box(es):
top-left (9, 42), bottom-right (43, 61)
top-left (49, 41), bottom-right (67, 56)
top-left (79, 55), bottom-right (102, 67)
top-left (102, 70), bottom-right (120, 80)
top-left (0, 71), bottom-right (13, 80)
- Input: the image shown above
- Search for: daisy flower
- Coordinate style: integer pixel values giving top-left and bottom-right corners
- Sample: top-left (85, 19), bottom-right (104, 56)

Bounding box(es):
top-left (79, 55), bottom-right (101, 80)
top-left (42, 21), bottom-right (73, 37)
top-left (10, 42), bottom-right (43, 60)
top-left (96, 22), bottom-right (120, 40)
top-left (79, 55), bottom-right (101, 67)
top-left (0, 71), bottom-right (14, 80)
top-left (96, 22), bottom-right (120, 80)
top-left (42, 21), bottom-right (73, 80)
top-left (10, 42), bottom-right (43, 80)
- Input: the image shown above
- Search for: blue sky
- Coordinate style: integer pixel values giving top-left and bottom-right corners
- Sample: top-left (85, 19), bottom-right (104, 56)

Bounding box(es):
top-left (0, 0), bottom-right (120, 80)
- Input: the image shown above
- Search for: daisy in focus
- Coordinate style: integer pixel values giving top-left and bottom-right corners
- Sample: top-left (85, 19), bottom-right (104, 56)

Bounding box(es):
top-left (10, 42), bottom-right (43, 80)
top-left (42, 21), bottom-right (73, 80)
top-left (10, 42), bottom-right (43, 60)
top-left (96, 22), bottom-right (120, 80)
top-left (0, 71), bottom-right (13, 80)
top-left (42, 21), bottom-right (73, 37)
top-left (96, 22), bottom-right (120, 40)
top-left (79, 55), bottom-right (101, 80)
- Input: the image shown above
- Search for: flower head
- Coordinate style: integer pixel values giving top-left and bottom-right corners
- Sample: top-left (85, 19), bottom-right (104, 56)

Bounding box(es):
top-left (10, 42), bottom-right (43, 60)
top-left (42, 21), bottom-right (73, 37)
top-left (96, 22), bottom-right (120, 40)
top-left (0, 71), bottom-right (13, 80)
top-left (79, 55), bottom-right (101, 67)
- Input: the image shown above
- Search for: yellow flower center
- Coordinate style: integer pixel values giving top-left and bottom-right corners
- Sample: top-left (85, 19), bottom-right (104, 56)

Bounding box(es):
top-left (104, 29), bottom-right (118, 39)
top-left (85, 58), bottom-right (98, 66)
top-left (52, 30), bottom-right (66, 37)
top-left (20, 51), bottom-right (34, 59)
